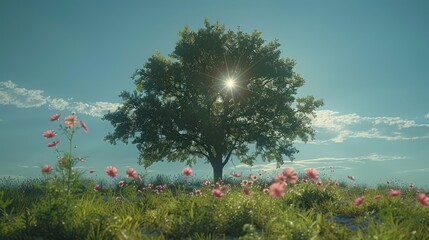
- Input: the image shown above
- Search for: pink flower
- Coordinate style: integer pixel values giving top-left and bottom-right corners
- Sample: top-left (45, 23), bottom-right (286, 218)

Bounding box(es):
top-left (409, 184), bottom-right (414, 189)
top-left (269, 182), bottom-right (286, 198)
top-left (251, 175), bottom-right (257, 181)
top-left (388, 190), bottom-right (401, 197)
top-left (80, 120), bottom-right (88, 133)
top-left (243, 188), bottom-right (251, 196)
top-left (212, 189), bottom-right (224, 198)
top-left (219, 185), bottom-right (229, 192)
top-left (94, 184), bottom-right (101, 191)
top-left (354, 196), bottom-right (365, 206)
top-left (263, 188), bottom-right (270, 195)
top-left (203, 180), bottom-right (211, 186)
top-left (275, 173), bottom-right (286, 183)
top-left (118, 180), bottom-right (125, 187)
top-left (335, 182), bottom-right (340, 187)
top-left (316, 181), bottom-right (323, 187)
top-left (241, 180), bottom-right (248, 186)
top-left (105, 166), bottom-right (118, 177)
top-left (126, 167), bottom-right (138, 179)
top-left (89, 170), bottom-right (95, 173)
top-left (305, 168), bottom-right (319, 179)
top-left (41, 164), bottom-right (53, 174)
top-left (47, 139), bottom-right (60, 147)
top-left (283, 167), bottom-right (298, 184)
top-left (43, 130), bottom-right (57, 139)
top-left (182, 167), bottom-right (193, 177)
top-left (374, 195), bottom-right (382, 200)
top-left (50, 113), bottom-right (61, 121)
top-left (64, 115), bottom-right (78, 127)
top-left (231, 172), bottom-right (241, 178)
top-left (137, 175), bottom-right (143, 182)
top-left (348, 175), bottom-right (355, 181)
top-left (416, 193), bottom-right (429, 207)
top-left (147, 183), bottom-right (153, 189)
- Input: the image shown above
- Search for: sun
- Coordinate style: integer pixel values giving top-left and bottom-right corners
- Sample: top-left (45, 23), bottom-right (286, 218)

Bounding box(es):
top-left (225, 78), bottom-right (236, 89)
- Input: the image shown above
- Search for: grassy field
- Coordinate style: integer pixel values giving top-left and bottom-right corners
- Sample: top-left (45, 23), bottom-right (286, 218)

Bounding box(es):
top-left (1, 170), bottom-right (428, 240)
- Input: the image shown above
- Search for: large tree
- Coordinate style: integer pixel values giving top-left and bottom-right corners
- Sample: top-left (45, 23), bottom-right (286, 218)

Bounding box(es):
top-left (103, 20), bottom-right (323, 181)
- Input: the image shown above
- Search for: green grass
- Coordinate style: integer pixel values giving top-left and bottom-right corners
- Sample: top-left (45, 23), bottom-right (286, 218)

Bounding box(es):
top-left (1, 175), bottom-right (428, 239)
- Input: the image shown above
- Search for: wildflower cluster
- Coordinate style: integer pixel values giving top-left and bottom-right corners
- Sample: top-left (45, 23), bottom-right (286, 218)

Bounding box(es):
top-left (41, 113), bottom-right (88, 176)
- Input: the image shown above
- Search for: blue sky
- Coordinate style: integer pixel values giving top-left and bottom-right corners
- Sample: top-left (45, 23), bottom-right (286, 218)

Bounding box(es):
top-left (1, 1), bottom-right (428, 188)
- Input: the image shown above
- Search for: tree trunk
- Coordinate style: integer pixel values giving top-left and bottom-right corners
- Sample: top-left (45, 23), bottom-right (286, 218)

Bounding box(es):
top-left (210, 156), bottom-right (224, 182)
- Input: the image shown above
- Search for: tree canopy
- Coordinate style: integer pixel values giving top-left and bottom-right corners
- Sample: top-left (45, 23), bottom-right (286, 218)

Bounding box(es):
top-left (103, 20), bottom-right (323, 181)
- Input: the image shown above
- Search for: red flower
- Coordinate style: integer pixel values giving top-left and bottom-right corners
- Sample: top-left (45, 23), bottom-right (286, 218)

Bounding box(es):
top-left (305, 168), bottom-right (319, 179)
top-left (212, 189), bottom-right (224, 198)
top-left (182, 167), bottom-right (193, 177)
top-left (243, 188), bottom-right (251, 196)
top-left (47, 139), bottom-right (60, 147)
top-left (354, 196), bottom-right (365, 206)
top-left (105, 166), bottom-right (118, 177)
top-left (126, 167), bottom-right (138, 179)
top-left (94, 184), bottom-right (101, 191)
top-left (50, 113), bottom-right (61, 121)
top-left (348, 175), bottom-right (355, 181)
top-left (231, 172), bottom-right (241, 178)
top-left (388, 190), bottom-right (401, 197)
top-left (80, 120), bottom-right (88, 133)
top-left (416, 193), bottom-right (429, 207)
top-left (43, 130), bottom-right (57, 139)
top-left (41, 164), bottom-right (53, 174)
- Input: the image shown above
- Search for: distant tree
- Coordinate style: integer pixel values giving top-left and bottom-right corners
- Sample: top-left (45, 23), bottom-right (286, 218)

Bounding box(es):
top-left (103, 20), bottom-right (323, 181)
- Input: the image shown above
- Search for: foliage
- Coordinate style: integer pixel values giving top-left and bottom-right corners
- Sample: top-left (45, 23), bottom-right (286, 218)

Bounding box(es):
top-left (103, 20), bottom-right (323, 180)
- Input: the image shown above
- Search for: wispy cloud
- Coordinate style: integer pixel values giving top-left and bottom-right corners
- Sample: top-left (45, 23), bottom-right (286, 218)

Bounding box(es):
top-left (313, 110), bottom-right (429, 143)
top-left (231, 154), bottom-right (404, 172)
top-left (426, 114), bottom-right (429, 119)
top-left (17, 165), bottom-right (39, 168)
top-left (395, 168), bottom-right (429, 174)
top-left (0, 80), bottom-right (120, 117)
top-left (298, 154), bottom-right (406, 164)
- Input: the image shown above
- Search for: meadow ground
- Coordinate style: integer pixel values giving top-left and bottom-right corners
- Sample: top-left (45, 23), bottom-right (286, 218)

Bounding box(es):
top-left (1, 168), bottom-right (429, 240)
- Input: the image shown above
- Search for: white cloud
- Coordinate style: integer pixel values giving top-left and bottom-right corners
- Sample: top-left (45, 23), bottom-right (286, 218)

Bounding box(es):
top-left (49, 98), bottom-right (70, 111)
top-left (395, 168), bottom-right (429, 174)
top-left (425, 114), bottom-right (429, 119)
top-left (0, 80), bottom-right (47, 108)
top-left (313, 110), bottom-right (429, 143)
top-left (299, 154), bottom-right (406, 164)
top-left (69, 101), bottom-right (121, 118)
top-left (230, 154), bottom-right (401, 173)
top-left (0, 80), bottom-right (121, 118)
top-left (313, 110), bottom-right (360, 132)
